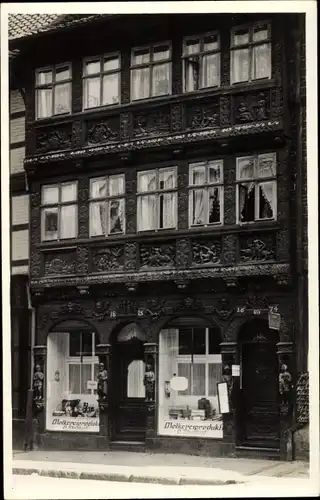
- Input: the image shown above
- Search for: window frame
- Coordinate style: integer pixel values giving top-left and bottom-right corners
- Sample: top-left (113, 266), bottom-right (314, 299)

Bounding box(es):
top-left (235, 152), bottom-right (277, 224)
top-left (82, 52), bottom-right (121, 110)
top-left (35, 63), bottom-right (72, 120)
top-left (136, 165), bottom-right (178, 232)
top-left (182, 31), bottom-right (221, 93)
top-left (188, 159), bottom-right (224, 228)
top-left (40, 181), bottom-right (78, 242)
top-left (230, 21), bottom-right (272, 85)
top-left (89, 173), bottom-right (126, 237)
top-left (66, 332), bottom-right (99, 397)
top-left (130, 41), bottom-right (172, 101)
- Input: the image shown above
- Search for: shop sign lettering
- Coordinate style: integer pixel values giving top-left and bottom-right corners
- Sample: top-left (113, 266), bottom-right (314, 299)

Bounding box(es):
top-left (50, 417), bottom-right (99, 432)
top-left (160, 420), bottom-right (223, 438)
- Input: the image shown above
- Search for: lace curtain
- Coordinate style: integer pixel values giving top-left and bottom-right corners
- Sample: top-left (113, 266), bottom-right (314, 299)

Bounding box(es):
top-left (90, 177), bottom-right (124, 236)
top-left (127, 360), bottom-right (146, 398)
top-left (138, 170), bottom-right (176, 230)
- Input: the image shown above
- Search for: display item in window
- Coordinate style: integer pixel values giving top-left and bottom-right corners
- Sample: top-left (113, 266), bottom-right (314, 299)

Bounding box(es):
top-left (198, 397), bottom-right (215, 420)
top-left (33, 364), bottom-right (44, 400)
top-left (164, 380), bottom-right (171, 398)
top-left (144, 364), bottom-right (155, 401)
top-left (97, 363), bottom-right (108, 400)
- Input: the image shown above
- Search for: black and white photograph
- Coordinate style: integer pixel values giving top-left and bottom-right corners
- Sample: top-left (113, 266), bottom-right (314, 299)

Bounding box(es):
top-left (1, 1), bottom-right (319, 498)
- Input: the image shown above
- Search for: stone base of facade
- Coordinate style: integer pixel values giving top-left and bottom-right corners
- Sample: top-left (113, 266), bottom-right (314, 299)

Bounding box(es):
top-left (35, 432), bottom-right (110, 451)
top-left (12, 418), bottom-right (26, 450)
top-left (293, 424), bottom-right (309, 461)
top-left (148, 436), bottom-right (235, 458)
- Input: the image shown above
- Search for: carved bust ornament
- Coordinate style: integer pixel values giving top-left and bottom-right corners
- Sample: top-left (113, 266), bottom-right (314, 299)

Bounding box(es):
top-left (33, 364), bottom-right (44, 400)
top-left (279, 364), bottom-right (292, 403)
top-left (144, 364), bottom-right (155, 401)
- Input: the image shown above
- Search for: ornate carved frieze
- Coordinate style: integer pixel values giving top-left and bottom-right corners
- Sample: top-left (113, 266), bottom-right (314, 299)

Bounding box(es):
top-left (186, 101), bottom-right (220, 130)
top-left (78, 184), bottom-right (89, 239)
top-left (233, 92), bottom-right (271, 125)
top-left (177, 170), bottom-right (189, 230)
top-left (76, 246), bottom-right (89, 274)
top-left (43, 252), bottom-right (76, 276)
top-left (138, 299), bottom-right (166, 321)
top-left (139, 242), bottom-right (176, 269)
top-left (176, 238), bottom-right (190, 268)
top-left (192, 239), bottom-right (221, 266)
top-left (58, 302), bottom-right (84, 315)
top-left (220, 95), bottom-right (231, 127)
top-left (35, 125), bottom-right (72, 153)
top-left (170, 102), bottom-right (183, 132)
top-left (86, 118), bottom-right (120, 145)
top-left (124, 242), bottom-right (137, 271)
top-left (175, 296), bottom-right (204, 312)
top-left (133, 108), bottom-right (170, 138)
top-left (224, 185), bottom-right (236, 225)
top-left (239, 234), bottom-right (276, 263)
top-left (92, 246), bottom-right (124, 273)
top-left (223, 234), bottom-right (237, 265)
top-left (246, 295), bottom-right (269, 310)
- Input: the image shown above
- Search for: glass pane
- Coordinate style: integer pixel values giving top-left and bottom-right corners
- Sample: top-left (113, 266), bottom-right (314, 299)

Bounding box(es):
top-left (159, 168), bottom-right (176, 190)
top-left (55, 65), bottom-right (71, 81)
top-left (177, 363), bottom-right (191, 395)
top-left (208, 364), bottom-right (222, 396)
top-left (90, 201), bottom-right (108, 236)
top-left (192, 364), bottom-right (205, 395)
top-left (185, 38), bottom-right (200, 55)
top-left (84, 77), bottom-right (100, 108)
top-left (54, 83), bottom-right (71, 115)
top-left (231, 48), bottom-right (249, 82)
top-left (191, 189), bottom-right (206, 225)
top-left (258, 181), bottom-right (275, 219)
top-left (82, 332), bottom-right (94, 355)
top-left (102, 73), bottom-right (119, 105)
top-left (253, 25), bottom-right (269, 42)
top-left (237, 157), bottom-right (254, 180)
top-left (193, 328), bottom-right (206, 354)
top-left (184, 56), bottom-right (200, 92)
top-left (153, 44), bottom-right (170, 61)
top-left (257, 153), bottom-right (276, 178)
top-left (204, 33), bottom-right (220, 51)
top-left (109, 198), bottom-right (125, 234)
top-left (137, 195), bottom-right (157, 231)
top-left (131, 68), bottom-right (150, 100)
top-left (152, 63), bottom-right (170, 96)
top-left (252, 44), bottom-right (271, 80)
top-left (160, 192), bottom-right (176, 229)
top-left (208, 187), bottom-right (220, 224)
top-left (132, 47), bottom-right (150, 65)
top-left (208, 327), bottom-right (221, 354)
top-left (190, 164), bottom-right (206, 185)
top-left (60, 205), bottom-right (77, 239)
top-left (42, 208), bottom-right (58, 240)
top-left (208, 161), bottom-right (222, 183)
top-left (36, 69), bottom-right (53, 85)
top-left (103, 55), bottom-right (120, 71)
top-left (81, 364), bottom-right (92, 394)
top-left (42, 185), bottom-right (59, 204)
top-left (232, 28), bottom-right (249, 46)
top-left (239, 182), bottom-right (255, 222)
top-left (201, 53), bottom-right (220, 87)
top-left (138, 170), bottom-right (157, 192)
top-left (69, 364), bottom-right (81, 394)
top-left (90, 178), bottom-right (108, 198)
top-left (85, 60), bottom-right (101, 76)
top-left (109, 175), bottom-right (125, 196)
top-left (36, 88), bottom-right (52, 118)
top-left (69, 332), bottom-right (81, 356)
top-left (61, 182), bottom-right (77, 202)
top-left (178, 328), bottom-right (193, 355)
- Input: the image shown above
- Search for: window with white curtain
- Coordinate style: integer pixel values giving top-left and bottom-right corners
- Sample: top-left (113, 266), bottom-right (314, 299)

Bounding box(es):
top-left (137, 167), bottom-right (177, 231)
top-left (230, 22), bottom-right (271, 84)
top-left (131, 43), bottom-right (171, 100)
top-left (35, 64), bottom-right (71, 119)
top-left (189, 160), bottom-right (223, 227)
top-left (182, 32), bottom-right (220, 92)
top-left (41, 181), bottom-right (78, 241)
top-left (67, 332), bottom-right (99, 396)
top-left (236, 152), bottom-right (277, 223)
top-left (89, 174), bottom-right (125, 237)
top-left (83, 54), bottom-right (120, 109)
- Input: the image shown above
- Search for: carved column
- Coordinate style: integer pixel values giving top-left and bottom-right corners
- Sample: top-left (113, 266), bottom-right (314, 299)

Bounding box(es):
top-left (219, 342), bottom-right (237, 442)
top-left (33, 345), bottom-right (47, 436)
top-left (143, 343), bottom-right (158, 446)
top-left (177, 165), bottom-right (188, 230)
top-left (95, 344), bottom-right (111, 443)
top-left (276, 341), bottom-right (294, 460)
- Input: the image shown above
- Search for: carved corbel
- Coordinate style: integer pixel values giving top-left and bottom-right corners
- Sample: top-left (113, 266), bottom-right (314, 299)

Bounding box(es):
top-left (174, 279), bottom-right (190, 290)
top-left (223, 277), bottom-right (238, 289)
top-left (125, 282), bottom-right (138, 293)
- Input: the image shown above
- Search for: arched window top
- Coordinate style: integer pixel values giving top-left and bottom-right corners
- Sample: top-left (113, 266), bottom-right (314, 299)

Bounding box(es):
top-left (117, 323), bottom-right (146, 343)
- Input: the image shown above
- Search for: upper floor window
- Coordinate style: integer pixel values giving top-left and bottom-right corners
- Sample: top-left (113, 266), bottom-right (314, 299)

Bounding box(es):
top-left (131, 43), bottom-right (171, 100)
top-left (41, 181), bottom-right (78, 241)
top-left (183, 32), bottom-right (220, 92)
top-left (236, 152), bottom-right (277, 223)
top-left (137, 167), bottom-right (177, 231)
top-left (230, 23), bottom-right (271, 84)
top-left (89, 174), bottom-right (125, 237)
top-left (36, 64), bottom-right (71, 119)
top-left (83, 54), bottom-right (121, 109)
top-left (189, 160), bottom-right (223, 227)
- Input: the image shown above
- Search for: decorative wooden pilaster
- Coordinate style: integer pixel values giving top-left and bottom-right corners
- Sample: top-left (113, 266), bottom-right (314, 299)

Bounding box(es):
top-left (96, 344), bottom-right (111, 441)
top-left (219, 342), bottom-right (237, 442)
top-left (276, 341), bottom-right (294, 460)
top-left (143, 343), bottom-right (158, 444)
top-left (33, 345), bottom-right (47, 434)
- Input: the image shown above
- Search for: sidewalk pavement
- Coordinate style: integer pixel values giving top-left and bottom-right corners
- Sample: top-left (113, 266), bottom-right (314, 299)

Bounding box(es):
top-left (12, 450), bottom-right (309, 486)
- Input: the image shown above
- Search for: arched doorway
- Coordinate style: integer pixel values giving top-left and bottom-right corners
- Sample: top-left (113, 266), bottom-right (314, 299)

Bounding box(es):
top-left (110, 323), bottom-right (147, 442)
top-left (237, 319), bottom-right (280, 449)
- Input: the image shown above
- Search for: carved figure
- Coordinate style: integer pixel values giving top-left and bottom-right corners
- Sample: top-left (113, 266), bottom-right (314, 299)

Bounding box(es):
top-left (222, 365), bottom-right (233, 405)
top-left (236, 100), bottom-right (253, 122)
top-left (253, 94), bottom-right (268, 121)
top-left (144, 364), bottom-right (155, 401)
top-left (279, 364), bottom-right (292, 403)
top-left (33, 364), bottom-right (44, 400)
top-left (97, 363), bottom-right (108, 400)
top-left (92, 301), bottom-right (110, 321)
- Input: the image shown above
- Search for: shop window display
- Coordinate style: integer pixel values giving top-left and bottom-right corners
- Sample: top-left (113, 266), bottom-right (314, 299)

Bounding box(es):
top-left (46, 331), bottom-right (100, 432)
top-left (158, 327), bottom-right (224, 438)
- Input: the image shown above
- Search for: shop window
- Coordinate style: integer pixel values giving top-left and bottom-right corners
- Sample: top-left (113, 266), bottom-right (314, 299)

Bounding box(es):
top-left (182, 32), bottom-right (220, 92)
top-left (83, 53), bottom-right (121, 109)
top-left (230, 22), bottom-right (271, 84)
top-left (35, 64), bottom-right (71, 119)
top-left (89, 174), bottom-right (125, 236)
top-left (158, 327), bottom-right (224, 439)
top-left (236, 152), bottom-right (277, 223)
top-left (137, 167), bottom-right (177, 231)
top-left (41, 181), bottom-right (78, 241)
top-left (131, 43), bottom-right (171, 100)
top-left (189, 160), bottom-right (223, 226)
top-left (46, 330), bottom-right (100, 433)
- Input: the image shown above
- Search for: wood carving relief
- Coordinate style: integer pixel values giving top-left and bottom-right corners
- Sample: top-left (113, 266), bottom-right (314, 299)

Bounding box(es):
top-left (87, 119), bottom-right (120, 144)
top-left (133, 109), bottom-right (170, 137)
top-left (239, 234), bottom-right (276, 263)
top-left (140, 243), bottom-right (176, 269)
top-left (124, 242), bottom-right (137, 271)
top-left (192, 240), bottom-right (221, 265)
top-left (186, 101), bottom-right (220, 130)
top-left (36, 126), bottom-right (72, 153)
top-left (176, 238), bottom-right (190, 268)
top-left (220, 95), bottom-right (231, 127)
top-left (170, 103), bottom-right (183, 132)
top-left (71, 120), bottom-right (83, 148)
top-left (44, 253), bottom-right (76, 276)
top-left (78, 185), bottom-right (89, 239)
top-left (223, 234), bottom-right (237, 265)
top-left (76, 246), bottom-right (89, 274)
top-left (92, 246), bottom-right (124, 273)
top-left (120, 112), bottom-right (133, 141)
top-left (233, 92), bottom-right (270, 125)
top-left (177, 171), bottom-right (189, 230)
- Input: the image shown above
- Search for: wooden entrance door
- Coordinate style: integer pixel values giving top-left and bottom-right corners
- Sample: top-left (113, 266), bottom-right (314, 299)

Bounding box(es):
top-left (238, 324), bottom-right (280, 448)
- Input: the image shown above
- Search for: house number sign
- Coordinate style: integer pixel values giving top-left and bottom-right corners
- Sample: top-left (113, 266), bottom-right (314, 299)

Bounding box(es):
top-left (236, 305), bottom-right (279, 316)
